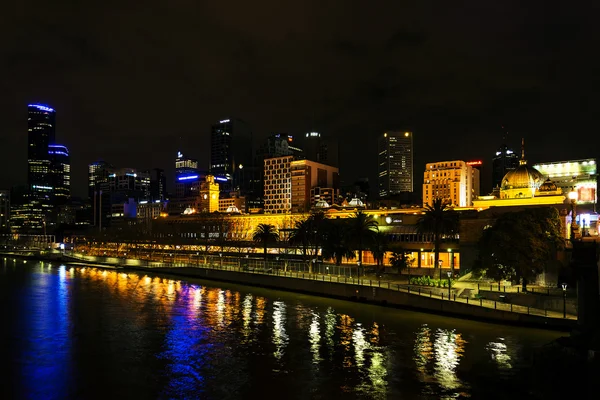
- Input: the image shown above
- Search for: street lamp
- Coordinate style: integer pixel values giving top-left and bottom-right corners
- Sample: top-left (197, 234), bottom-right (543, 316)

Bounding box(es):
top-left (438, 259), bottom-right (443, 286)
top-left (562, 283), bottom-right (568, 318)
top-left (447, 271), bottom-right (452, 299)
top-left (357, 260), bottom-right (362, 283)
top-left (219, 252), bottom-right (223, 268)
top-left (568, 190), bottom-right (579, 241)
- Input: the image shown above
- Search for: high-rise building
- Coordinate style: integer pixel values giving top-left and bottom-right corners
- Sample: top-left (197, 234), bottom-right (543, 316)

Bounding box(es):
top-left (423, 160), bottom-right (480, 207)
top-left (302, 132), bottom-right (339, 167)
top-left (48, 144), bottom-right (70, 205)
top-left (492, 144), bottom-right (519, 189)
top-left (290, 159), bottom-right (339, 212)
top-left (175, 151), bottom-right (201, 198)
top-left (263, 156), bottom-right (294, 214)
top-left (378, 131), bottom-right (413, 197)
top-left (150, 168), bottom-right (167, 201)
top-left (89, 161), bottom-right (111, 200)
top-left (0, 190), bottom-right (9, 232)
top-left (28, 104), bottom-right (55, 195)
top-left (210, 118), bottom-right (252, 195)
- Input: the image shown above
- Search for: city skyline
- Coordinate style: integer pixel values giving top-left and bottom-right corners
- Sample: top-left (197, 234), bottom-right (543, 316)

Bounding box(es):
top-left (1, 1), bottom-right (597, 198)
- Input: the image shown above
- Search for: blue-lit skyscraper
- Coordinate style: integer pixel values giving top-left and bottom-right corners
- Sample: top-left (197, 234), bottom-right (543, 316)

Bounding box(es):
top-left (48, 144), bottom-right (70, 205)
top-left (175, 151), bottom-right (200, 198)
top-left (27, 104), bottom-right (55, 201)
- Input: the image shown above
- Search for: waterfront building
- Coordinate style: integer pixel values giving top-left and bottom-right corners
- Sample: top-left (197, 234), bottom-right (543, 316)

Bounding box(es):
top-left (290, 159), bottom-right (339, 212)
top-left (48, 144), bottom-right (70, 205)
top-left (423, 160), bottom-right (479, 207)
top-left (378, 131), bottom-right (413, 197)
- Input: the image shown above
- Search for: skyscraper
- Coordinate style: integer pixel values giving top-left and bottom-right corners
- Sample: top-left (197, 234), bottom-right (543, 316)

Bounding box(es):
top-left (492, 143), bottom-right (519, 189)
top-left (302, 132), bottom-right (339, 167)
top-left (88, 160), bottom-right (111, 200)
top-left (27, 104), bottom-right (55, 199)
top-left (210, 118), bottom-right (252, 195)
top-left (378, 131), bottom-right (413, 198)
top-left (48, 144), bottom-right (70, 205)
top-left (150, 168), bottom-right (167, 201)
top-left (0, 190), bottom-right (9, 232)
top-left (175, 151), bottom-right (200, 198)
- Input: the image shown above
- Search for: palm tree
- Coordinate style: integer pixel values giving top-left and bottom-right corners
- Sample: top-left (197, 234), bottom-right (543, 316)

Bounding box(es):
top-left (252, 224), bottom-right (279, 265)
top-left (346, 211), bottom-right (378, 276)
top-left (321, 219), bottom-right (355, 266)
top-left (288, 212), bottom-right (327, 272)
top-left (417, 198), bottom-right (459, 283)
top-left (289, 218), bottom-right (311, 262)
top-left (390, 251), bottom-right (413, 276)
top-left (369, 231), bottom-right (389, 275)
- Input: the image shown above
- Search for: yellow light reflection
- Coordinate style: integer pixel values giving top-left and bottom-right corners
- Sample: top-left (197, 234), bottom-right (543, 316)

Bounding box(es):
top-left (272, 301), bottom-right (288, 361)
top-left (433, 329), bottom-right (466, 390)
top-left (309, 312), bottom-right (321, 365)
top-left (324, 308), bottom-right (336, 357)
top-left (486, 338), bottom-right (512, 369)
top-left (242, 294), bottom-right (253, 339)
top-left (353, 323), bottom-right (367, 368)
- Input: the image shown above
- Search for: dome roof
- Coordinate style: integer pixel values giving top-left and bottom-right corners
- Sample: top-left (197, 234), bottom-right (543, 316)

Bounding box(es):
top-left (538, 178), bottom-right (558, 192)
top-left (314, 199), bottom-right (330, 208)
top-left (348, 198), bottom-right (365, 207)
top-left (501, 163), bottom-right (545, 190)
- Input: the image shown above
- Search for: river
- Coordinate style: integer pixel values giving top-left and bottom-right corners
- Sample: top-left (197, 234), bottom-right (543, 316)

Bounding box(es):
top-left (0, 259), bottom-right (566, 399)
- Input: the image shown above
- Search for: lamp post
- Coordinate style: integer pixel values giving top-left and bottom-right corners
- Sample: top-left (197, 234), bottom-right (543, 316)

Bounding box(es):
top-left (219, 252), bottom-right (222, 269)
top-left (447, 248), bottom-right (453, 277)
top-left (568, 190), bottom-right (579, 241)
top-left (447, 271), bottom-right (452, 299)
top-left (562, 283), bottom-right (567, 318)
top-left (438, 259), bottom-right (443, 286)
top-left (357, 260), bottom-right (361, 284)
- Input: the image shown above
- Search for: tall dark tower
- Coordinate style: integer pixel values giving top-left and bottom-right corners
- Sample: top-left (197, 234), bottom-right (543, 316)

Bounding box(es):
top-left (378, 131), bottom-right (414, 198)
top-left (48, 144), bottom-right (70, 205)
top-left (210, 118), bottom-right (252, 196)
top-left (27, 104), bottom-right (56, 198)
top-left (492, 135), bottom-right (520, 189)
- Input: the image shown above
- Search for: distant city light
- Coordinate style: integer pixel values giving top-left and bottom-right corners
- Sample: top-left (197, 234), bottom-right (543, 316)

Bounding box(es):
top-left (214, 176), bottom-right (228, 182)
top-left (28, 104), bottom-right (54, 112)
top-left (177, 151), bottom-right (183, 158)
top-left (466, 161), bottom-right (482, 166)
top-left (48, 151), bottom-right (68, 156)
top-left (219, 119), bottom-right (230, 124)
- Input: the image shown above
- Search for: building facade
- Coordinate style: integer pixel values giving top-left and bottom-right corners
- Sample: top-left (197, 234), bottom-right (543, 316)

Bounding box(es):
top-left (533, 159), bottom-right (597, 205)
top-left (290, 159), bottom-right (339, 212)
top-left (302, 132), bottom-right (339, 167)
top-left (423, 161), bottom-right (480, 207)
top-left (89, 161), bottom-right (111, 200)
top-left (175, 152), bottom-right (201, 198)
top-left (264, 156), bottom-right (293, 214)
top-left (492, 143), bottom-right (519, 189)
top-left (0, 190), bottom-right (9, 232)
top-left (150, 168), bottom-right (167, 201)
top-left (48, 144), bottom-right (70, 205)
top-left (378, 131), bottom-right (413, 197)
top-left (210, 118), bottom-right (252, 196)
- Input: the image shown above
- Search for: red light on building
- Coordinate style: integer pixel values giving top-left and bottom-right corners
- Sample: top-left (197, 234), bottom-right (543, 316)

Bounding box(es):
top-left (466, 161), bottom-right (482, 166)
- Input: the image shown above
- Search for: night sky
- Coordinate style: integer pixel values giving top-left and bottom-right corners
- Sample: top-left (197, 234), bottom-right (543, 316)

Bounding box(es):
top-left (1, 1), bottom-right (598, 198)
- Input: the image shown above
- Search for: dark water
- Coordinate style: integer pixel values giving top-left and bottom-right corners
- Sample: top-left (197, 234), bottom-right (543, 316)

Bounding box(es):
top-left (0, 259), bottom-right (564, 399)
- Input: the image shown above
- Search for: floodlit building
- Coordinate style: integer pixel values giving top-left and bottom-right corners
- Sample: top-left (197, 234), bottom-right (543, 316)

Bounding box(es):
top-left (533, 159), bottom-right (597, 205)
top-left (48, 144), bottom-right (70, 205)
top-left (290, 159), bottom-right (339, 212)
top-left (378, 131), bottom-right (413, 197)
top-left (423, 161), bottom-right (480, 207)
top-left (263, 156), bottom-right (293, 214)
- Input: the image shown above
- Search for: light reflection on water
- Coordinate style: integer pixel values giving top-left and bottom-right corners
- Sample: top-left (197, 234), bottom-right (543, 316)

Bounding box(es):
top-left (0, 262), bottom-right (563, 399)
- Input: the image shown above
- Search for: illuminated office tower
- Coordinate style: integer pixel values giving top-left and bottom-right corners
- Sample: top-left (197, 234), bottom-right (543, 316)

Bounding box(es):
top-left (175, 151), bottom-right (201, 198)
top-left (263, 155), bottom-right (294, 214)
top-left (89, 160), bottom-right (111, 200)
top-left (210, 118), bottom-right (252, 195)
top-left (378, 131), bottom-right (413, 198)
top-left (27, 104), bottom-right (55, 201)
top-left (48, 144), bottom-right (70, 205)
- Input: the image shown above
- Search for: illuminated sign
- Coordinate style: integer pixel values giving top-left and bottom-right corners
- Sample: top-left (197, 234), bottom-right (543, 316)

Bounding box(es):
top-left (219, 119), bottom-right (230, 124)
top-left (466, 161), bottom-right (483, 166)
top-left (28, 104), bottom-right (54, 112)
top-left (48, 151), bottom-right (68, 156)
top-left (178, 175), bottom-right (199, 181)
top-left (177, 151), bottom-right (183, 158)
top-left (214, 176), bottom-right (228, 182)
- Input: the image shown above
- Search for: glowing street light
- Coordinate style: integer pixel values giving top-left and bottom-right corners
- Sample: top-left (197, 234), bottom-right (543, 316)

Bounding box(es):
top-left (562, 283), bottom-right (568, 318)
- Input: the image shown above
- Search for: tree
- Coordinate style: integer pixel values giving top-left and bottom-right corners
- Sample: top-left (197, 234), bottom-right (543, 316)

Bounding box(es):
top-left (476, 207), bottom-right (564, 292)
top-left (390, 251), bottom-right (414, 275)
top-left (321, 218), bottom-right (355, 266)
top-left (369, 231), bottom-right (389, 273)
top-left (417, 198), bottom-right (459, 281)
top-left (252, 223), bottom-right (279, 264)
top-left (288, 212), bottom-right (327, 272)
top-left (346, 211), bottom-right (378, 276)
